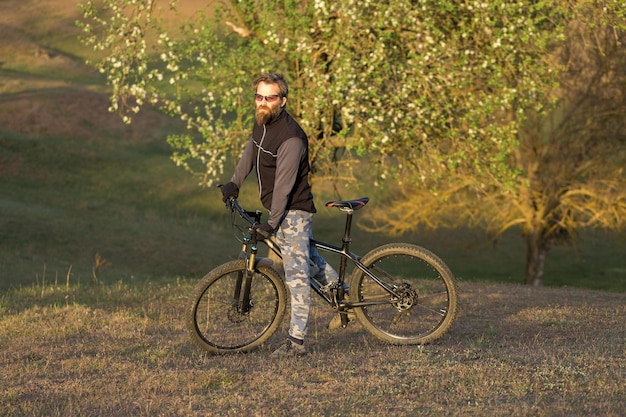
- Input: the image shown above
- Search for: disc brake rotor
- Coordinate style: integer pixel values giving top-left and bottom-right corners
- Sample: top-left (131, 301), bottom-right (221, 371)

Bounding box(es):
top-left (391, 285), bottom-right (417, 311)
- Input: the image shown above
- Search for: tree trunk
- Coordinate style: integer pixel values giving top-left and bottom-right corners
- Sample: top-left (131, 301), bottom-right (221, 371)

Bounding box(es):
top-left (524, 232), bottom-right (549, 286)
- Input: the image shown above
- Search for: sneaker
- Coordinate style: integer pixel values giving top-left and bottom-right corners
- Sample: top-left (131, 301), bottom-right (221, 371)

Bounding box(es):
top-left (327, 310), bottom-right (356, 331)
top-left (271, 339), bottom-right (306, 357)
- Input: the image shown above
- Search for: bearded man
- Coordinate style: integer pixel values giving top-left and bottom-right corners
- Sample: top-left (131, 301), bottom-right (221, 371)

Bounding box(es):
top-left (220, 73), bottom-right (341, 357)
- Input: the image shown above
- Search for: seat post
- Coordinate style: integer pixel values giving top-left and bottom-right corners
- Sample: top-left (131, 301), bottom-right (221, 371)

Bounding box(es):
top-left (336, 210), bottom-right (354, 293)
top-left (341, 209), bottom-right (354, 251)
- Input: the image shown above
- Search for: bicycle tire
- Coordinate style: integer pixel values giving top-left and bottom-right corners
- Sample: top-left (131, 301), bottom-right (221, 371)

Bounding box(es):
top-left (186, 260), bottom-right (287, 354)
top-left (350, 243), bottom-right (458, 345)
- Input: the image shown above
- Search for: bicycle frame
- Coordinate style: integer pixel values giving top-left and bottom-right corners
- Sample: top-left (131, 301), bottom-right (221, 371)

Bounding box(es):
top-left (228, 198), bottom-right (402, 313)
top-left (187, 196), bottom-right (458, 353)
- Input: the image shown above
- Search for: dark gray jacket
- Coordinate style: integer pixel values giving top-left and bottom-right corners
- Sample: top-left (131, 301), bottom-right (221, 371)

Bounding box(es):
top-left (230, 108), bottom-right (316, 228)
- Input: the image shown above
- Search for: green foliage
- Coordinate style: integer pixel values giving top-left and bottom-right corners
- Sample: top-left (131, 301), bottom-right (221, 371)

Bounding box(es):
top-left (76, 0), bottom-right (625, 190)
top-left (77, 0), bottom-right (566, 189)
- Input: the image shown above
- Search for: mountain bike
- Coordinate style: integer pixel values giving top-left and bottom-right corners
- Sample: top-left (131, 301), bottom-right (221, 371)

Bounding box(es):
top-left (186, 196), bottom-right (458, 354)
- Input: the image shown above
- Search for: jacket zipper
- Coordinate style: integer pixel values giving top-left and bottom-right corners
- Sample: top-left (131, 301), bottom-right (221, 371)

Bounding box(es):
top-left (256, 124), bottom-right (267, 202)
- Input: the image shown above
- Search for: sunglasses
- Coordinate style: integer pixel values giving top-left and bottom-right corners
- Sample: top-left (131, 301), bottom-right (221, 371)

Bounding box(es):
top-left (255, 94), bottom-right (281, 103)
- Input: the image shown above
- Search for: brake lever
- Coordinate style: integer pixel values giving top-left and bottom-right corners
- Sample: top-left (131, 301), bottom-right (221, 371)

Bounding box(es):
top-left (225, 197), bottom-right (236, 212)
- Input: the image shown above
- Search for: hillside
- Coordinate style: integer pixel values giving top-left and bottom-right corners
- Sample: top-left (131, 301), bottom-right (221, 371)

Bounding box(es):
top-left (0, 3), bottom-right (624, 414)
top-left (0, 0), bottom-right (625, 291)
top-left (0, 0), bottom-right (227, 287)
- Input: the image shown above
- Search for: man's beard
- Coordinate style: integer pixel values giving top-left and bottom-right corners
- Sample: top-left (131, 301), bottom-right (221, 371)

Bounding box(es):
top-left (255, 104), bottom-right (281, 125)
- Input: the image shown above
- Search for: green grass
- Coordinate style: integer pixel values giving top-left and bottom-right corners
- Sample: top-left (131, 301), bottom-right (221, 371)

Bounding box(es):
top-left (1, 0), bottom-right (624, 293)
top-left (0, 119), bottom-right (224, 287)
top-left (1, 92), bottom-right (625, 292)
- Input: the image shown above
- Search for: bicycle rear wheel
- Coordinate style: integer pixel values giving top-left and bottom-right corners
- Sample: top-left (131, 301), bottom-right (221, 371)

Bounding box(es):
top-left (186, 260), bottom-right (287, 354)
top-left (350, 243), bottom-right (458, 345)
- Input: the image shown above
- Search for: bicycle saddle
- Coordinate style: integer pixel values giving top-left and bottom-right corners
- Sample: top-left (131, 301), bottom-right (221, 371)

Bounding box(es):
top-left (325, 197), bottom-right (369, 211)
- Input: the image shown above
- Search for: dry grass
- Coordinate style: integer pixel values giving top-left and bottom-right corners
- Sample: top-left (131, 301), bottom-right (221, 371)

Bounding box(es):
top-left (1, 280), bottom-right (624, 417)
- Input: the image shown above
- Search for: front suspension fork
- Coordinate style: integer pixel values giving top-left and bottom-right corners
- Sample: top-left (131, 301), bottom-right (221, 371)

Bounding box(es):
top-left (235, 237), bottom-right (258, 314)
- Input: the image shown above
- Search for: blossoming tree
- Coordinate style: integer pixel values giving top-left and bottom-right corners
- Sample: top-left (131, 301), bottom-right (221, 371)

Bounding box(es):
top-left (79, 0), bottom-right (626, 286)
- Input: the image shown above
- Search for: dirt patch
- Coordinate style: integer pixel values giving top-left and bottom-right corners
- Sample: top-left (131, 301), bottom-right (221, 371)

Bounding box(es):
top-left (0, 86), bottom-right (181, 141)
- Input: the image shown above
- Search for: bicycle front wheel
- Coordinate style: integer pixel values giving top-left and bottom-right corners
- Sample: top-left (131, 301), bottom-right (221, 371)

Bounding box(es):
top-left (186, 260), bottom-right (287, 354)
top-left (350, 243), bottom-right (458, 345)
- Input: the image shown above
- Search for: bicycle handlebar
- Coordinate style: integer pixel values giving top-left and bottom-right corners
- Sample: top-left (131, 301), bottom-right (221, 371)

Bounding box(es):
top-left (226, 197), bottom-right (257, 225)
top-left (226, 197), bottom-right (274, 242)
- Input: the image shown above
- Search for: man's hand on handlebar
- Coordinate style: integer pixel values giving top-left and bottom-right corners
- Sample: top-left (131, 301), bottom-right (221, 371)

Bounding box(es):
top-left (219, 182), bottom-right (239, 203)
top-left (218, 188), bottom-right (271, 238)
top-left (251, 222), bottom-right (274, 240)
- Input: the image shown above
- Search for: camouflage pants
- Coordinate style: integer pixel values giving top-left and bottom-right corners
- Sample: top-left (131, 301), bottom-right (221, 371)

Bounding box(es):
top-left (275, 210), bottom-right (338, 341)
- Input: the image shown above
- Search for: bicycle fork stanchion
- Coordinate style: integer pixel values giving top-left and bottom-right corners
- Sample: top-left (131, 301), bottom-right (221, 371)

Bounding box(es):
top-left (229, 200), bottom-right (264, 316)
top-left (234, 236), bottom-right (257, 315)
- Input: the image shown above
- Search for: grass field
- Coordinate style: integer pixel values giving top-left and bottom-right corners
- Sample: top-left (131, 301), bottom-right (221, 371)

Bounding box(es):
top-left (1, 1), bottom-right (625, 415)
top-left (1, 0), bottom-right (624, 293)
top-left (1, 279), bottom-right (624, 416)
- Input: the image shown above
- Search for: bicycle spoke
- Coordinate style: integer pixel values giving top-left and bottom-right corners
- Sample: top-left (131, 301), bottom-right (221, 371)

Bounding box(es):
top-left (186, 261), bottom-right (287, 353)
top-left (351, 243), bottom-right (458, 345)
